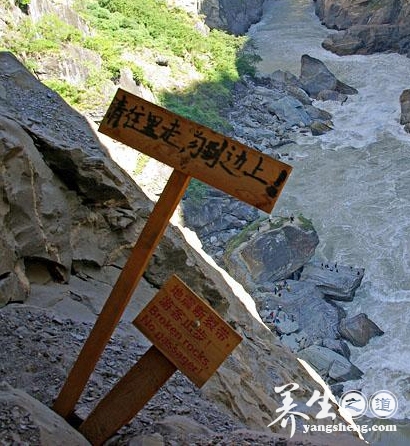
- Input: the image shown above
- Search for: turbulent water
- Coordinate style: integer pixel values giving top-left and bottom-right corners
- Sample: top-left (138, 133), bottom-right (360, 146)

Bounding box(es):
top-left (248, 0), bottom-right (410, 426)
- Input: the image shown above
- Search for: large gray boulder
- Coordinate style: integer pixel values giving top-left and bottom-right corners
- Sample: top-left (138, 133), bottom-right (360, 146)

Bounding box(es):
top-left (224, 216), bottom-right (319, 293)
top-left (267, 95), bottom-right (313, 128)
top-left (338, 313), bottom-right (384, 347)
top-left (0, 381), bottom-right (90, 445)
top-left (297, 345), bottom-right (363, 383)
top-left (300, 262), bottom-right (365, 301)
top-left (257, 280), bottom-right (345, 344)
top-left (299, 54), bottom-right (358, 99)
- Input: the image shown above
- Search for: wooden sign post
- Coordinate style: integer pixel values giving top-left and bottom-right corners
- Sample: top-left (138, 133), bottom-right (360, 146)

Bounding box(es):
top-left (78, 275), bottom-right (242, 445)
top-left (53, 88), bottom-right (292, 421)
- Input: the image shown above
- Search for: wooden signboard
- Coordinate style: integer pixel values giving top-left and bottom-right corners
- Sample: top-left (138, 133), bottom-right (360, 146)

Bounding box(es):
top-left (78, 275), bottom-right (242, 445)
top-left (53, 88), bottom-right (292, 426)
top-left (99, 88), bottom-right (292, 213)
top-left (134, 274), bottom-right (242, 387)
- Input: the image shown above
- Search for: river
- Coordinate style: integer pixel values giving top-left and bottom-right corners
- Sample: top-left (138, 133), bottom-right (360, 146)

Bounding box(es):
top-left (248, 0), bottom-right (410, 441)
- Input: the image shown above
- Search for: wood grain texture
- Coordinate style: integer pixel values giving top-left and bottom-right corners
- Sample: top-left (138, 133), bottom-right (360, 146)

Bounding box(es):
top-left (53, 170), bottom-right (190, 418)
top-left (99, 88), bottom-right (292, 213)
top-left (79, 346), bottom-right (176, 445)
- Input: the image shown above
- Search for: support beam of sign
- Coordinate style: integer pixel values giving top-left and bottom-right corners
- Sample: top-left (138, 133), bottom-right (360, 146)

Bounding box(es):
top-left (78, 275), bottom-right (242, 445)
top-left (79, 346), bottom-right (176, 446)
top-left (53, 88), bottom-right (292, 420)
top-left (53, 169), bottom-right (190, 418)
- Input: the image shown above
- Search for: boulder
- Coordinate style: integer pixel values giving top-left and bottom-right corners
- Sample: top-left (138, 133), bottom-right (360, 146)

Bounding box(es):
top-left (0, 381), bottom-right (90, 445)
top-left (299, 54), bottom-right (358, 99)
top-left (272, 309), bottom-right (299, 335)
top-left (316, 89), bottom-right (348, 103)
top-left (224, 216), bottom-right (319, 293)
top-left (400, 89), bottom-right (410, 133)
top-left (310, 120), bottom-right (333, 135)
top-left (257, 279), bottom-right (345, 343)
top-left (300, 262), bottom-right (365, 301)
top-left (322, 338), bottom-right (351, 360)
top-left (338, 313), bottom-right (384, 347)
top-left (267, 96), bottom-right (312, 127)
top-left (297, 345), bottom-right (363, 383)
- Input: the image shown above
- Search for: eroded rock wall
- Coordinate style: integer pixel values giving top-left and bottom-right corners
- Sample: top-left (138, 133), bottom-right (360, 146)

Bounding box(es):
top-left (315, 0), bottom-right (410, 56)
top-left (0, 51), bottom-right (320, 431)
top-left (198, 0), bottom-right (266, 34)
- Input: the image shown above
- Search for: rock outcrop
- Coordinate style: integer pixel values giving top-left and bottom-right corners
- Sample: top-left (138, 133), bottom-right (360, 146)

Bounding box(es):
top-left (297, 345), bottom-right (363, 383)
top-left (300, 262), bottom-right (365, 302)
top-left (0, 51), bottom-right (325, 433)
top-left (199, 0), bottom-right (265, 35)
top-left (338, 313), bottom-right (384, 347)
top-left (299, 54), bottom-right (358, 100)
top-left (0, 382), bottom-right (91, 445)
top-left (315, 0), bottom-right (410, 57)
top-left (224, 216), bottom-right (319, 292)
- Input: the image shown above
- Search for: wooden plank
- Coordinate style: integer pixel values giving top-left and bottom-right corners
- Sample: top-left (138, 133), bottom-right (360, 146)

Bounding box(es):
top-left (133, 275), bottom-right (242, 387)
top-left (53, 169), bottom-right (191, 419)
top-left (79, 346), bottom-right (176, 446)
top-left (99, 88), bottom-right (292, 213)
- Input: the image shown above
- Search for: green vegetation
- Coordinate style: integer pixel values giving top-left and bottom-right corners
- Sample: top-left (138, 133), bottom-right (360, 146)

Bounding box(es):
top-left (133, 154), bottom-right (151, 176)
top-left (224, 216), bottom-right (266, 256)
top-left (297, 214), bottom-right (315, 231)
top-left (2, 0), bottom-right (258, 130)
top-left (3, 13), bottom-right (82, 56)
top-left (185, 179), bottom-right (210, 205)
top-left (2, 0), bottom-right (261, 203)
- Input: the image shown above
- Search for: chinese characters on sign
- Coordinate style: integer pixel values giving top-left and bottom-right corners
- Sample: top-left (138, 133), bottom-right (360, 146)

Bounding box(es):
top-left (133, 275), bottom-right (242, 387)
top-left (99, 89), bottom-right (292, 213)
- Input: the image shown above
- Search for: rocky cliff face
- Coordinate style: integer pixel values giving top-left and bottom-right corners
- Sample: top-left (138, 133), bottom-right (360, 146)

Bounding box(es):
top-left (315, 0), bottom-right (410, 57)
top-left (198, 0), bottom-right (266, 35)
top-left (1, 51), bottom-right (335, 438)
top-left (170, 0), bottom-right (266, 35)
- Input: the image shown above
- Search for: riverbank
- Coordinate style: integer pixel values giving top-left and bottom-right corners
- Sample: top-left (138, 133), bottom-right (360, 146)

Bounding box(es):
top-left (246, 0), bottom-right (410, 426)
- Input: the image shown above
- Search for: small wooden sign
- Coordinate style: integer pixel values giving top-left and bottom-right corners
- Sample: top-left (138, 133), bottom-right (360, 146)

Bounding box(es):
top-left (133, 275), bottom-right (242, 387)
top-left (78, 275), bottom-right (242, 445)
top-left (99, 88), bottom-right (292, 213)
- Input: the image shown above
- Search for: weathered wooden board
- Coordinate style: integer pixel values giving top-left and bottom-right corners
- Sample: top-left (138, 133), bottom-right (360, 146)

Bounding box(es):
top-left (53, 170), bottom-right (191, 418)
top-left (133, 275), bottom-right (242, 387)
top-left (79, 346), bottom-right (176, 446)
top-left (99, 88), bottom-right (292, 213)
